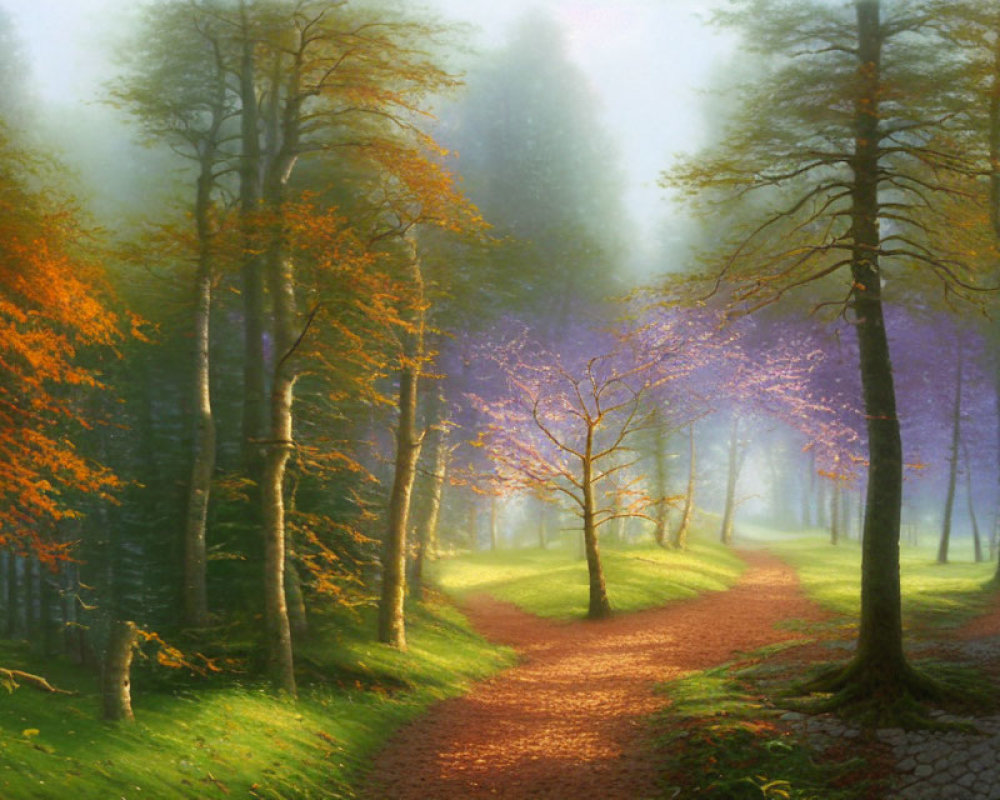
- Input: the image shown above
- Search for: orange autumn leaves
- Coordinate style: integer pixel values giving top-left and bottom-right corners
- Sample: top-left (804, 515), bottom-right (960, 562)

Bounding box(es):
top-left (0, 136), bottom-right (122, 562)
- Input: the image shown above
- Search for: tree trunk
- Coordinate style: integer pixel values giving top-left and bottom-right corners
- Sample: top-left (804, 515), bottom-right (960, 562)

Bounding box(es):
top-left (378, 362), bottom-right (422, 649)
top-left (411, 409), bottom-right (449, 599)
top-left (837, 0), bottom-right (915, 700)
top-left (719, 416), bottom-right (742, 545)
top-left (285, 552), bottom-right (308, 638)
top-left (238, 4), bottom-right (268, 471)
top-left (378, 241), bottom-right (426, 649)
top-left (653, 431), bottom-right (669, 546)
top-left (963, 437), bottom-right (984, 563)
top-left (583, 423), bottom-right (612, 620)
top-left (183, 152), bottom-right (217, 629)
top-left (672, 424), bottom-right (696, 549)
top-left (938, 344), bottom-right (963, 565)
top-left (102, 620), bottom-right (138, 722)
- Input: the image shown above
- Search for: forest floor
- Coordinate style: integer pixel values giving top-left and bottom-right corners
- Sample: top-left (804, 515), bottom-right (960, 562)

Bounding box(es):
top-left (363, 549), bottom-right (832, 799)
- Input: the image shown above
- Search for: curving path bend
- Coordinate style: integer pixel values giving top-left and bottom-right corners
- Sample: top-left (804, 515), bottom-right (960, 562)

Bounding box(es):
top-left (364, 550), bottom-right (828, 799)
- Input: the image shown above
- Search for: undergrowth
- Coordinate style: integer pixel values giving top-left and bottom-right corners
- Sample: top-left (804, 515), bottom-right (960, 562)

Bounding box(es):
top-left (0, 599), bottom-right (513, 799)
top-left (653, 643), bottom-right (889, 799)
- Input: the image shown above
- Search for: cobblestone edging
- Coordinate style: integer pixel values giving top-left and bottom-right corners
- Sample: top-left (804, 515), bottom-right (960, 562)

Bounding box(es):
top-left (782, 637), bottom-right (1000, 799)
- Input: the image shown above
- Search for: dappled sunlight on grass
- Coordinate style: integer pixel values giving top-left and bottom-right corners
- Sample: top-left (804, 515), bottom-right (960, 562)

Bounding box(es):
top-left (0, 600), bottom-right (513, 799)
top-left (765, 535), bottom-right (996, 629)
top-left (431, 533), bottom-right (745, 620)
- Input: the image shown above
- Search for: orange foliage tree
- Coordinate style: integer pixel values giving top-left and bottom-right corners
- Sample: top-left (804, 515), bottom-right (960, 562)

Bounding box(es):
top-left (0, 135), bottom-right (123, 562)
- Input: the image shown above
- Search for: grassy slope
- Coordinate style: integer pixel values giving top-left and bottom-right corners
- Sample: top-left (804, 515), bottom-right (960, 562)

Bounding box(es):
top-left (0, 600), bottom-right (513, 800)
top-left (764, 534), bottom-right (996, 630)
top-left (431, 535), bottom-right (746, 619)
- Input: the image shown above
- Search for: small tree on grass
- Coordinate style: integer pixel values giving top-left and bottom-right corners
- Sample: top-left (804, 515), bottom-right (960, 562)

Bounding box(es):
top-left (469, 322), bottom-right (667, 619)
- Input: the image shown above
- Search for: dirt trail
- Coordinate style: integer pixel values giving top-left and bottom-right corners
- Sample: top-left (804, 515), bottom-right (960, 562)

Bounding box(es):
top-left (364, 550), bottom-right (828, 799)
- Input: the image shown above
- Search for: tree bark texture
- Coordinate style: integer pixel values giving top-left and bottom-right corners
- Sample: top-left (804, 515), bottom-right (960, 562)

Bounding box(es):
top-left (102, 620), bottom-right (138, 722)
top-left (583, 424), bottom-right (612, 619)
top-left (378, 363), bottom-right (422, 648)
top-left (379, 241), bottom-right (427, 649)
top-left (238, 4), bottom-right (269, 471)
top-left (850, 0), bottom-right (911, 691)
top-left (183, 147), bottom-right (218, 629)
top-left (719, 416), bottom-right (743, 546)
top-left (411, 413), bottom-right (449, 599)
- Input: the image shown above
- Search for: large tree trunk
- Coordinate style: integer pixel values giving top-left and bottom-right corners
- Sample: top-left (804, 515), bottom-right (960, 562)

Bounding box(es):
top-left (238, 3), bottom-right (269, 471)
top-left (938, 345), bottom-right (963, 564)
top-left (672, 424), bottom-right (696, 549)
top-left (378, 362), bottom-right (422, 648)
top-left (183, 153), bottom-right (218, 629)
top-left (719, 416), bottom-right (743, 545)
top-left (102, 620), bottom-right (138, 722)
top-left (261, 350), bottom-right (297, 694)
top-left (378, 243), bottom-right (426, 649)
top-left (583, 425), bottom-right (612, 620)
top-left (828, 0), bottom-right (919, 704)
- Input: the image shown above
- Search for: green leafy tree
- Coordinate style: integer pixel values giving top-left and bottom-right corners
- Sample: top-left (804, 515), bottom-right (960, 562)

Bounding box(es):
top-left (668, 0), bottom-right (991, 719)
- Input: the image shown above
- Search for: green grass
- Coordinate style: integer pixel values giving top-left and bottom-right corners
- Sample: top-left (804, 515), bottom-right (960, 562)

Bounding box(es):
top-left (653, 646), bottom-right (882, 799)
top-left (431, 534), bottom-right (745, 619)
top-left (0, 599), bottom-right (513, 799)
top-left (764, 534), bottom-right (997, 630)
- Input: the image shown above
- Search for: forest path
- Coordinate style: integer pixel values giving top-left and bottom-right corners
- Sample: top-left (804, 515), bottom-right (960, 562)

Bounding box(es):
top-left (363, 549), bottom-right (829, 799)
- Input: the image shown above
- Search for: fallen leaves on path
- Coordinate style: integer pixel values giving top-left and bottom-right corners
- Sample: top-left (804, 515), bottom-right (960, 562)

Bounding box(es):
top-left (364, 550), bottom-right (828, 799)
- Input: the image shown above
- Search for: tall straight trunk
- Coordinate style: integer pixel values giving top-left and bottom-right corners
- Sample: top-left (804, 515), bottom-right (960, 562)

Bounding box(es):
top-left (183, 150), bottom-right (218, 628)
top-left (672, 424), bottom-right (696, 549)
top-left (378, 243), bottom-right (426, 649)
top-left (239, 5), bottom-right (268, 470)
top-left (963, 437), bottom-right (984, 563)
top-left (653, 420), bottom-right (670, 547)
top-left (830, 481), bottom-right (842, 545)
top-left (938, 345), bottom-right (963, 565)
top-left (719, 416), bottom-right (742, 545)
top-left (378, 363), bottom-right (422, 648)
top-left (848, 0), bottom-right (910, 691)
top-left (411, 412), bottom-right (448, 598)
top-left (261, 343), bottom-right (296, 694)
top-left (582, 425), bottom-right (611, 619)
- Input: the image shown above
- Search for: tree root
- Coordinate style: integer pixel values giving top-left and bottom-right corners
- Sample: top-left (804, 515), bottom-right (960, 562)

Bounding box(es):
top-left (0, 668), bottom-right (75, 695)
top-left (782, 657), bottom-right (994, 730)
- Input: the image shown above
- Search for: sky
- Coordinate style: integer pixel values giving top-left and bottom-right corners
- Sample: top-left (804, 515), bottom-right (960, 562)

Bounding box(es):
top-left (0, 0), bottom-right (735, 239)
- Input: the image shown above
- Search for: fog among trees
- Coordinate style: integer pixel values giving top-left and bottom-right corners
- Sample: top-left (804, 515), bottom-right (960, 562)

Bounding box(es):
top-left (3, 0), bottom-right (1000, 795)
